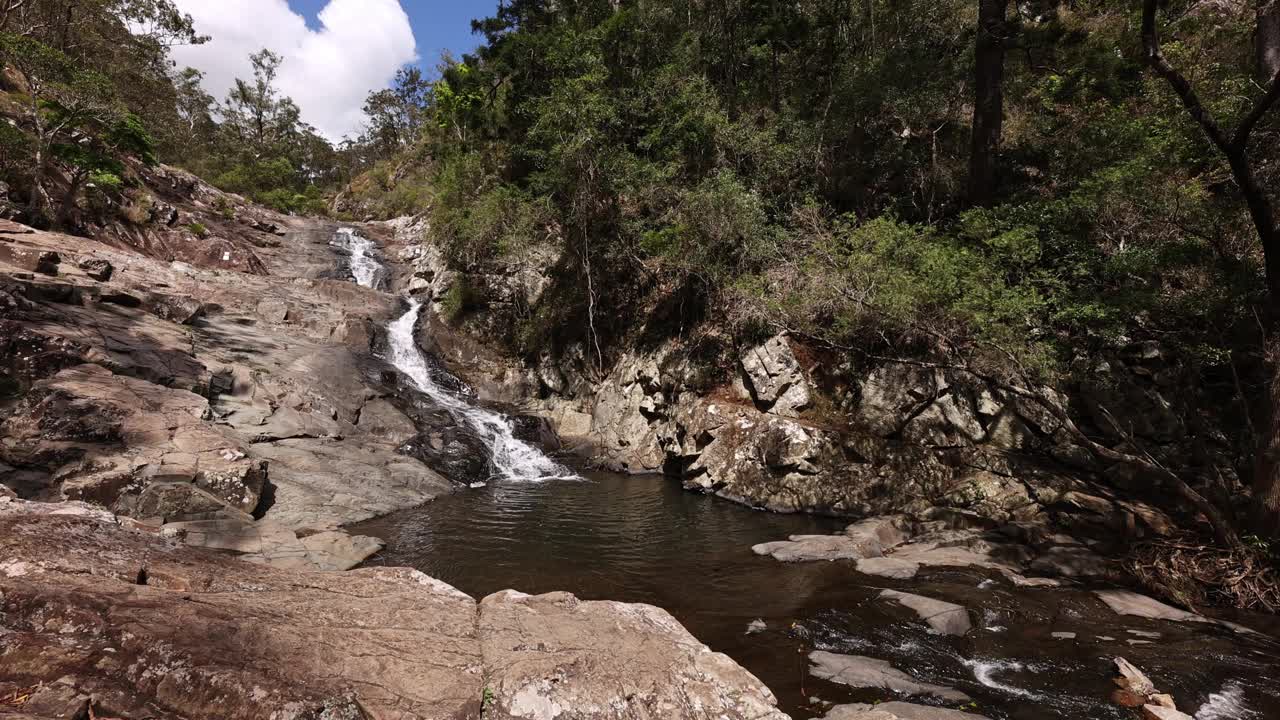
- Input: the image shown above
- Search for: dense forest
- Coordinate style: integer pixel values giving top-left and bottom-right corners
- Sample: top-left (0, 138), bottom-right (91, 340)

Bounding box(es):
top-left (2, 0), bottom-right (1280, 603)
top-left (339, 0), bottom-right (1280, 570)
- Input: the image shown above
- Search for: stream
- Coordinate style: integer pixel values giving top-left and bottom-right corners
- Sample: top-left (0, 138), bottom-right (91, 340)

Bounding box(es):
top-left (333, 227), bottom-right (1280, 720)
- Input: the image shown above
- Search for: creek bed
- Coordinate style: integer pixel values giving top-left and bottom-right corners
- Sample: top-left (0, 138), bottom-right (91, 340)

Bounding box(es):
top-left (351, 469), bottom-right (1280, 720)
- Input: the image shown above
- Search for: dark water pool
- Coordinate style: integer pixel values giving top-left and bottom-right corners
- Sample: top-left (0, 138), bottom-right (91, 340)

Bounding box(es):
top-left (351, 471), bottom-right (1280, 720)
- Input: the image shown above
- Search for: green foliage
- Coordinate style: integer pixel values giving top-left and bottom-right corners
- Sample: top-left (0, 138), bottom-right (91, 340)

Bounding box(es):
top-left (187, 221), bottom-right (208, 238)
top-left (376, 0), bottom-right (1273, 387)
top-left (439, 280), bottom-right (481, 324)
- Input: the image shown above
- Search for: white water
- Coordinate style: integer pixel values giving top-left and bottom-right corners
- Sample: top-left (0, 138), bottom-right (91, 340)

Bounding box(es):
top-left (387, 300), bottom-right (575, 483)
top-left (962, 658), bottom-right (1042, 700)
top-left (333, 227), bottom-right (383, 289)
top-left (331, 227), bottom-right (573, 483)
top-left (1196, 681), bottom-right (1258, 720)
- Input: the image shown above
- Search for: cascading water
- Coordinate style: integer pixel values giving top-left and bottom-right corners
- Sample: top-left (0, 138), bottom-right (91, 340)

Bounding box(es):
top-left (387, 300), bottom-right (575, 482)
top-left (333, 227), bottom-right (384, 289)
top-left (335, 227), bottom-right (573, 483)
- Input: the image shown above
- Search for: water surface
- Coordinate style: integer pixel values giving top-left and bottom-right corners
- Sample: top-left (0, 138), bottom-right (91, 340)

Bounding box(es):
top-left (353, 472), bottom-right (1280, 720)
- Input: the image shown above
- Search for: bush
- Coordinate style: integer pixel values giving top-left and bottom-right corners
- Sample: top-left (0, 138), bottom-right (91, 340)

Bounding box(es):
top-left (187, 222), bottom-right (208, 238)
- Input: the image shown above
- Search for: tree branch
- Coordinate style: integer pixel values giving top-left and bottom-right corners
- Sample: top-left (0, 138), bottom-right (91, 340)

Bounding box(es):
top-left (1234, 70), bottom-right (1280, 147)
top-left (1141, 0), bottom-right (1235, 154)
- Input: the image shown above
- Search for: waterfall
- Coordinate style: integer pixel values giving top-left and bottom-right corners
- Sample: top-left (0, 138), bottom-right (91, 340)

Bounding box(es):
top-left (387, 300), bottom-right (575, 483)
top-left (333, 227), bottom-right (384, 289)
top-left (334, 227), bottom-right (574, 483)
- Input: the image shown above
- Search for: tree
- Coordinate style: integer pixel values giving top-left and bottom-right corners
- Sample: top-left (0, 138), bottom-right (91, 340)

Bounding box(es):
top-left (1141, 0), bottom-right (1280, 539)
top-left (363, 66), bottom-right (431, 157)
top-left (221, 49), bottom-right (301, 157)
top-left (0, 32), bottom-right (119, 225)
top-left (53, 112), bottom-right (155, 228)
top-left (968, 0), bottom-right (1008, 207)
top-left (1261, 0), bottom-right (1280, 81)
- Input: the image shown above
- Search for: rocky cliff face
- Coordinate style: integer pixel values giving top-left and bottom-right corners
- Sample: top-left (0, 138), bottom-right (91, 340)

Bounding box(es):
top-left (0, 178), bottom-right (458, 571)
top-left (376, 216), bottom-right (1208, 545)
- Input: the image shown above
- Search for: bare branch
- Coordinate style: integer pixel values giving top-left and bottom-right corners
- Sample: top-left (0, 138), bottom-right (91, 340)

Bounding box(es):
top-left (1234, 70), bottom-right (1280, 147)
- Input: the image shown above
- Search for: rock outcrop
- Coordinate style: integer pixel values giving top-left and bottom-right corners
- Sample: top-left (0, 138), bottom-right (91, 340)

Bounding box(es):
top-left (814, 703), bottom-right (991, 720)
top-left (370, 218), bottom-right (1217, 543)
top-left (0, 503), bottom-right (790, 720)
top-left (0, 217), bottom-right (454, 570)
top-left (807, 652), bottom-right (970, 703)
top-left (478, 590), bottom-right (789, 720)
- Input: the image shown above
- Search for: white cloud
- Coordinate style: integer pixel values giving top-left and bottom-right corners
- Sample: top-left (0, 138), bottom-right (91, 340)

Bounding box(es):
top-left (169, 0), bottom-right (418, 141)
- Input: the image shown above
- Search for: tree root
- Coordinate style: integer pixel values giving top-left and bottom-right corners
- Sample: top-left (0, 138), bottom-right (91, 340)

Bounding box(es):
top-left (1129, 535), bottom-right (1280, 613)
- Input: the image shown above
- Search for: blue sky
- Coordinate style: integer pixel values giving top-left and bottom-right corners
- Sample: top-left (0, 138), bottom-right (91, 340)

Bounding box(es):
top-left (289, 0), bottom-right (499, 71)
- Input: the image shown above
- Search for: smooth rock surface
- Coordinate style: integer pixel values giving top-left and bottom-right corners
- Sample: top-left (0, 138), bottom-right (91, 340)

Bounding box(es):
top-left (878, 589), bottom-right (972, 636)
top-left (478, 590), bottom-right (790, 720)
top-left (807, 651), bottom-right (970, 702)
top-left (816, 703), bottom-right (991, 720)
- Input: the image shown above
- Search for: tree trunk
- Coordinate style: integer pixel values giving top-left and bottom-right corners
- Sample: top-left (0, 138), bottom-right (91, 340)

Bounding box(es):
top-left (1255, 337), bottom-right (1280, 537)
top-left (968, 0), bottom-right (1007, 207)
top-left (56, 171), bottom-right (86, 230)
top-left (1144, 0), bottom-right (1280, 541)
top-left (1261, 0), bottom-right (1280, 82)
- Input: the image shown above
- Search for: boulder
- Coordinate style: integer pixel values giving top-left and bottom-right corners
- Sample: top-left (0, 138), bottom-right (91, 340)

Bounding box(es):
top-left (77, 258), bottom-right (114, 281)
top-left (0, 364), bottom-right (265, 521)
top-left (740, 334), bottom-right (812, 417)
top-left (808, 651), bottom-right (971, 702)
top-left (145, 291), bottom-right (207, 324)
top-left (902, 391), bottom-right (986, 446)
top-left (753, 516), bottom-right (910, 562)
top-left (857, 363), bottom-right (939, 436)
top-left (256, 296), bottom-right (292, 323)
top-left (478, 590), bottom-right (789, 720)
top-left (1114, 657), bottom-right (1157, 696)
top-left (878, 589), bottom-right (972, 636)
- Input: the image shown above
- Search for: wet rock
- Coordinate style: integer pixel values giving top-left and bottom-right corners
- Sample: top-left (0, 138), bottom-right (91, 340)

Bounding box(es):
top-left (1095, 590), bottom-right (1209, 624)
top-left (401, 428), bottom-right (493, 485)
top-left (77, 257), bottom-right (113, 281)
top-left (816, 702), bottom-right (992, 720)
top-left (512, 413), bottom-right (562, 451)
top-left (740, 334), bottom-right (811, 417)
top-left (753, 516), bottom-right (910, 562)
top-left (479, 590), bottom-right (790, 720)
top-left (807, 651), bottom-right (971, 702)
top-left (1142, 706), bottom-right (1194, 720)
top-left (1114, 656), bottom-right (1157, 696)
top-left (878, 589), bottom-right (971, 636)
